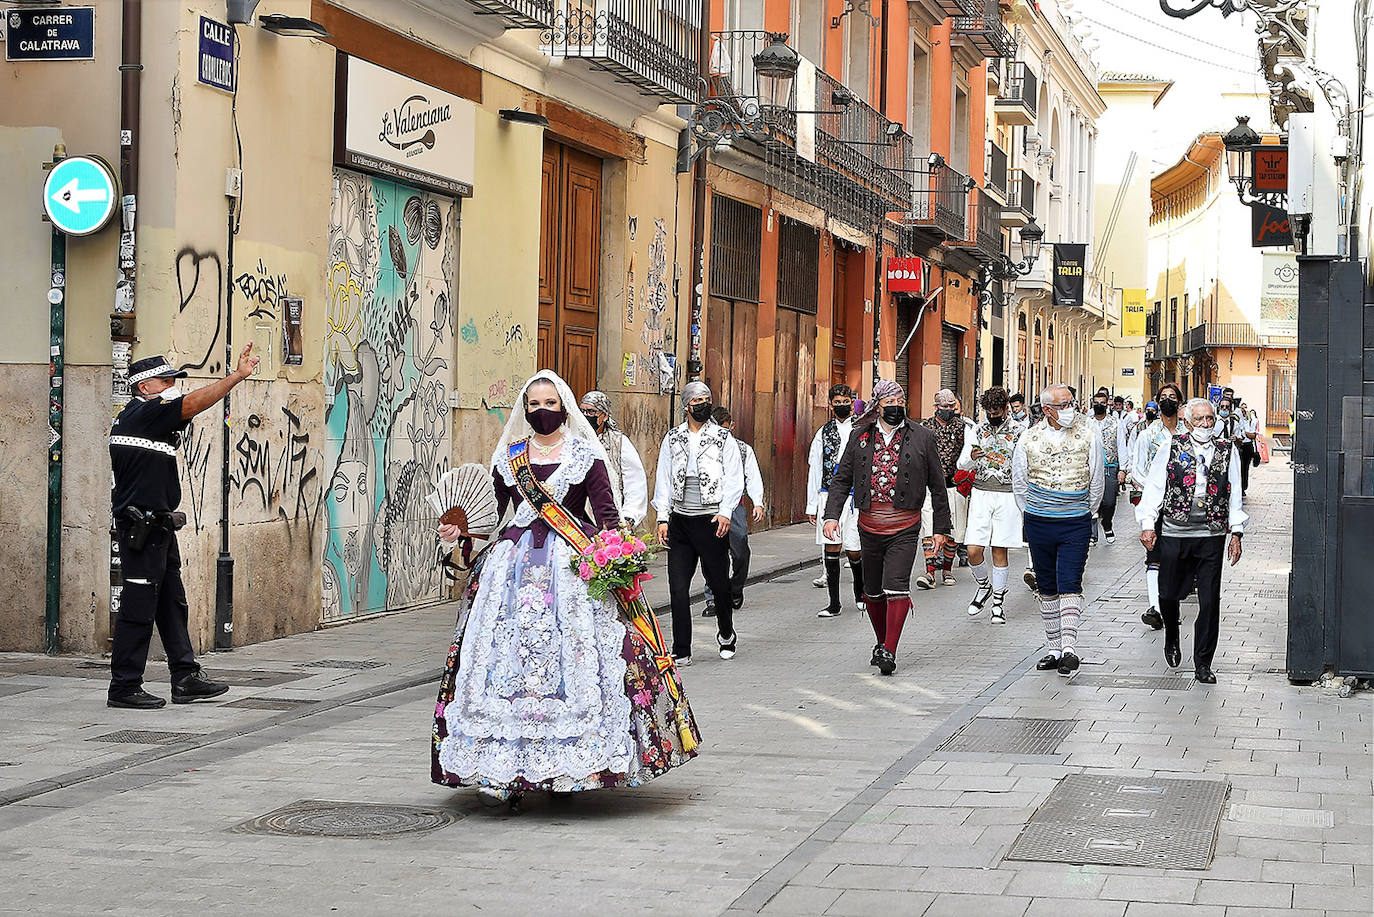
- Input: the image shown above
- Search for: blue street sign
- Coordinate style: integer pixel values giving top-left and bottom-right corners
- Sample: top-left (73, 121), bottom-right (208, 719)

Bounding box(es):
top-left (43, 156), bottom-right (118, 236)
top-left (197, 16), bottom-right (235, 92)
top-left (5, 7), bottom-right (95, 61)
top-left (1207, 384), bottom-right (1224, 406)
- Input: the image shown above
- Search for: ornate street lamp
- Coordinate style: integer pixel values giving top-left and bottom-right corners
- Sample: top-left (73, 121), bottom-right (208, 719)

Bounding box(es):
top-left (1222, 114), bottom-right (1261, 184)
top-left (752, 33), bottom-right (800, 111)
top-left (1220, 114), bottom-right (1286, 208)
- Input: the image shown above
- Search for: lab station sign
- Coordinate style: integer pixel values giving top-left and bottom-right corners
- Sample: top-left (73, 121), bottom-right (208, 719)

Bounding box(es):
top-left (335, 55), bottom-right (475, 198)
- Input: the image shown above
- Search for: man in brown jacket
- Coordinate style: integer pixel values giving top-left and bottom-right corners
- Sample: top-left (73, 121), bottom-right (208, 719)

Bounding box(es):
top-left (825, 379), bottom-right (952, 675)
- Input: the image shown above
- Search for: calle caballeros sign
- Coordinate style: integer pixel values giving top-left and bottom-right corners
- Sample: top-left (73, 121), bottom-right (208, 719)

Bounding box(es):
top-left (336, 55), bottom-right (475, 197)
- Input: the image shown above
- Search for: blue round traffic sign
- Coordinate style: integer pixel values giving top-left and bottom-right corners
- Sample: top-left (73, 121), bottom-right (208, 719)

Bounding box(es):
top-left (43, 155), bottom-right (118, 236)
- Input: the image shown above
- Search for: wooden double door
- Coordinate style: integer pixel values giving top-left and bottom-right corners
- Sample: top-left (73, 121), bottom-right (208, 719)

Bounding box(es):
top-left (771, 308), bottom-right (817, 526)
top-left (538, 140), bottom-right (603, 399)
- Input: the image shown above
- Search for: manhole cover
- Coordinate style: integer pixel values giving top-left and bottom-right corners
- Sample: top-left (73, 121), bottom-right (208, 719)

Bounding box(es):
top-left (0, 683), bottom-right (41, 699)
top-left (1070, 674), bottom-right (1194, 691)
top-left (221, 697), bottom-right (315, 710)
top-left (88, 730), bottom-right (204, 745)
top-left (1006, 774), bottom-right (1229, 869)
top-left (937, 717), bottom-right (1077, 755)
top-left (297, 659), bottom-right (388, 670)
top-left (232, 800), bottom-right (459, 838)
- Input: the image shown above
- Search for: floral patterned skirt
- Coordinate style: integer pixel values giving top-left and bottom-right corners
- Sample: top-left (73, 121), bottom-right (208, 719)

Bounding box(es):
top-left (432, 531), bottom-right (699, 793)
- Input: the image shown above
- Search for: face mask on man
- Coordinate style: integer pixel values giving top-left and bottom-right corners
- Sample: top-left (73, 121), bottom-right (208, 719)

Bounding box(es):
top-left (689, 402), bottom-right (713, 423)
top-left (159, 386), bottom-right (183, 401)
top-left (1012, 408), bottom-right (1026, 420)
top-left (1054, 407), bottom-right (1078, 427)
top-left (881, 405), bottom-right (906, 426)
top-left (935, 407), bottom-right (956, 422)
top-left (832, 403), bottom-right (853, 421)
top-left (1218, 409), bottom-right (1231, 419)
top-left (1191, 425), bottom-right (1217, 444)
top-left (1146, 409), bottom-right (1159, 421)
top-left (986, 412), bottom-right (1005, 427)
top-left (1158, 398), bottom-right (1179, 418)
top-left (1092, 402), bottom-right (1108, 416)
top-left (526, 407), bottom-right (567, 435)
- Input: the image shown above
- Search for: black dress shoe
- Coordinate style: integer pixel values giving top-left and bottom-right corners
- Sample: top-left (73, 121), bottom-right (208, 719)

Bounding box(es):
top-left (1057, 652), bottom-right (1080, 676)
top-left (1195, 666), bottom-right (1216, 684)
top-left (171, 670), bottom-right (229, 704)
top-left (1141, 608), bottom-right (1164, 630)
top-left (108, 688), bottom-right (167, 709)
top-left (1164, 631), bottom-right (1182, 668)
top-left (731, 596), bottom-right (744, 610)
top-left (702, 604), bottom-right (717, 618)
top-left (875, 648), bottom-right (896, 676)
top-left (870, 644), bottom-right (882, 667)
top-left (1036, 653), bottom-right (1061, 671)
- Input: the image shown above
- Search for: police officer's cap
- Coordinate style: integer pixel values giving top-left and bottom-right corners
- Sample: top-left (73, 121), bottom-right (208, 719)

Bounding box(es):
top-left (128, 356), bottom-right (188, 386)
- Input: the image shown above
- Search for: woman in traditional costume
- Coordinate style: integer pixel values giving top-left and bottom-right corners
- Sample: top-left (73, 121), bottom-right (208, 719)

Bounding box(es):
top-left (431, 370), bottom-right (699, 810)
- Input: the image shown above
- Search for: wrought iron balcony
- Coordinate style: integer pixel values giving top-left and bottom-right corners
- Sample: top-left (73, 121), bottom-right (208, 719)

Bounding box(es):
top-left (1001, 169), bottom-right (1034, 226)
top-left (994, 61), bottom-right (1037, 126)
top-left (933, 0), bottom-right (974, 14)
top-left (985, 139), bottom-right (1008, 199)
top-left (952, 0), bottom-right (1015, 60)
top-left (543, 0), bottom-right (700, 104)
top-left (950, 187), bottom-right (1003, 262)
top-left (1184, 322), bottom-right (1261, 352)
top-left (812, 67), bottom-right (911, 209)
top-left (464, 0), bottom-right (554, 28)
top-left (906, 164), bottom-right (969, 241)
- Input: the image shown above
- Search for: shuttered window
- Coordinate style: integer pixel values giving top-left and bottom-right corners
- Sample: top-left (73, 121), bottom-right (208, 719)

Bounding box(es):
top-left (709, 195), bottom-right (762, 302)
top-left (777, 217), bottom-right (820, 314)
top-left (940, 324), bottom-right (960, 394)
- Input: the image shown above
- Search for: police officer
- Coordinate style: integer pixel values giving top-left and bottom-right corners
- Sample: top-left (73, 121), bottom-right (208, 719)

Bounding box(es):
top-left (107, 343), bottom-right (259, 709)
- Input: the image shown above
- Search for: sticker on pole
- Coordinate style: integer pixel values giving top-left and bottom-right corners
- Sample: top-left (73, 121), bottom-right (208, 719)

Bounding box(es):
top-left (43, 155), bottom-right (118, 236)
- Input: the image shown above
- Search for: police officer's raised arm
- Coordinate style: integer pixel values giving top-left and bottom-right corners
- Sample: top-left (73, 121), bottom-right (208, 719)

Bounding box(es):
top-left (179, 343), bottom-right (260, 420)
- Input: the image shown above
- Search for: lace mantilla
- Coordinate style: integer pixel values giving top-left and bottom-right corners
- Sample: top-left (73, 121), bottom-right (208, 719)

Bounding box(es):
top-left (496, 436), bottom-right (598, 528)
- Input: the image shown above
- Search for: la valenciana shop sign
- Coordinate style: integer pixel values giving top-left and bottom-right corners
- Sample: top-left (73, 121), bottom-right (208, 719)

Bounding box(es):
top-left (335, 54), bottom-right (475, 197)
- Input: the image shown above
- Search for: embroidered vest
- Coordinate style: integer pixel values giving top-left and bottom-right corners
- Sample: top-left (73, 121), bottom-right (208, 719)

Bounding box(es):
top-left (1097, 414), bottom-right (1120, 466)
top-left (666, 422), bottom-right (729, 506)
top-left (869, 428), bottom-right (904, 503)
top-left (1022, 421), bottom-right (1094, 517)
top-left (971, 422), bottom-right (1018, 492)
top-left (1161, 437), bottom-right (1233, 534)
top-left (820, 419), bottom-right (843, 491)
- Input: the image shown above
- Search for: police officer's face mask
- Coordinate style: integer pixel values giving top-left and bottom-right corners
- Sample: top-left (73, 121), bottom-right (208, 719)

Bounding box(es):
top-left (159, 386), bottom-right (183, 401)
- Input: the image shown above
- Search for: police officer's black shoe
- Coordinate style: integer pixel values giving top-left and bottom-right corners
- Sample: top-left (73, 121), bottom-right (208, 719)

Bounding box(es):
top-left (108, 689), bottom-right (167, 710)
top-left (171, 670), bottom-right (229, 704)
top-left (1141, 607), bottom-right (1164, 630)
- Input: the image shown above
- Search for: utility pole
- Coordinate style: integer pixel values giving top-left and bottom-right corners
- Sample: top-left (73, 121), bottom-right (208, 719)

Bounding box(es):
top-left (45, 144), bottom-right (68, 655)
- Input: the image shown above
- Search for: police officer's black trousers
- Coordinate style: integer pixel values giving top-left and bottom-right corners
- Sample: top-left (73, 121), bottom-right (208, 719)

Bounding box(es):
top-left (110, 525), bottom-right (199, 695)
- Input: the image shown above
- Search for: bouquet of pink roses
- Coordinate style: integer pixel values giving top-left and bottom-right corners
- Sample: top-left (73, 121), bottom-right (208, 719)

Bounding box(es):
top-left (571, 526), bottom-right (658, 605)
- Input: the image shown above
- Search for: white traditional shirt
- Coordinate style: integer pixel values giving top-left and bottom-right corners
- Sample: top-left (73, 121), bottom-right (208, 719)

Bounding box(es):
top-left (805, 417), bottom-right (855, 515)
top-left (1136, 435), bottom-right (1247, 536)
top-left (739, 440), bottom-right (765, 510)
top-left (607, 432), bottom-right (649, 526)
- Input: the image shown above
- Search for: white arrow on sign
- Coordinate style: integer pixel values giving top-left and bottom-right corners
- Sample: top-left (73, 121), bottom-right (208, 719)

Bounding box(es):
top-left (51, 176), bottom-right (109, 214)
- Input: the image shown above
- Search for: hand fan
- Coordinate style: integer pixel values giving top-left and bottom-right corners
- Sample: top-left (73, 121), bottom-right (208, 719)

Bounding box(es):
top-left (427, 463), bottom-right (499, 540)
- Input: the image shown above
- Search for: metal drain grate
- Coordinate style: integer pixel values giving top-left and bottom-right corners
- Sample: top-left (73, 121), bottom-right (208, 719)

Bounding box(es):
top-left (232, 800), bottom-right (460, 838)
top-left (1227, 803), bottom-right (1333, 828)
top-left (1070, 674), bottom-right (1194, 691)
top-left (1007, 774), bottom-right (1229, 869)
top-left (297, 659), bottom-right (388, 670)
top-left (221, 697), bottom-right (316, 710)
top-left (88, 730), bottom-right (204, 745)
top-left (936, 717), bottom-right (1077, 756)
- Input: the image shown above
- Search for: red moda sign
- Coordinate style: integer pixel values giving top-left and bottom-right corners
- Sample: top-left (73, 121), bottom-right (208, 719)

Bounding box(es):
top-left (887, 257), bottom-right (923, 292)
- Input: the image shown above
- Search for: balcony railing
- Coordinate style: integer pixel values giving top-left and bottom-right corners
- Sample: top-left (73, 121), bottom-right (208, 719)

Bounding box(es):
top-left (933, 0), bottom-right (974, 14)
top-left (907, 165), bottom-right (968, 240)
top-left (1184, 322), bottom-right (1262, 351)
top-left (1007, 169), bottom-right (1035, 217)
top-left (995, 62), bottom-right (1038, 124)
top-left (465, 0), bottom-right (554, 28)
top-left (813, 68), bottom-right (910, 207)
top-left (985, 139), bottom-right (1008, 198)
top-left (952, 0), bottom-right (1015, 59)
top-left (543, 0), bottom-right (700, 104)
top-left (964, 187), bottom-right (1003, 260)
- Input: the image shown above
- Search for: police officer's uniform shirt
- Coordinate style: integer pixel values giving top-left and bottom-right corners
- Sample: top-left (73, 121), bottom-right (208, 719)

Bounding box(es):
top-left (110, 394), bottom-right (188, 515)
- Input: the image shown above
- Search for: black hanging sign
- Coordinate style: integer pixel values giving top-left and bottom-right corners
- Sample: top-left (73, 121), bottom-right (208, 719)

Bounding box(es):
top-left (1251, 202), bottom-right (1293, 247)
top-left (1052, 243), bottom-right (1086, 308)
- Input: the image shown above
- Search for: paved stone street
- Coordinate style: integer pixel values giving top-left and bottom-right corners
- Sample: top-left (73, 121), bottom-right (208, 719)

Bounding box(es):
top-left (0, 464), bottom-right (1368, 916)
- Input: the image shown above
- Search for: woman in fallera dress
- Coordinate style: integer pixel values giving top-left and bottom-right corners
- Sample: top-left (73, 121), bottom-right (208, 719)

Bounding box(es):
top-left (431, 370), bottom-right (699, 810)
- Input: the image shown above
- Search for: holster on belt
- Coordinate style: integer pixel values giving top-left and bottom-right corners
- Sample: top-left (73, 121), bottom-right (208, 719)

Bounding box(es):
top-left (120, 507), bottom-right (188, 550)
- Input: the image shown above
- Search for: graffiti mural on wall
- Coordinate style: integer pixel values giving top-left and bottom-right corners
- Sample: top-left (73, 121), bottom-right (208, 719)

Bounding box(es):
top-left (323, 170), bottom-right (456, 621)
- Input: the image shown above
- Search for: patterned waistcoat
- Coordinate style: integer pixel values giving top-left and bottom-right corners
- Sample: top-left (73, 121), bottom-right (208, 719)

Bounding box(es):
top-left (1161, 437), bottom-right (1233, 534)
top-left (971, 422), bottom-right (1019, 492)
top-left (1097, 414), bottom-right (1120, 466)
top-left (869, 428), bottom-right (904, 503)
top-left (666, 421), bottom-right (730, 505)
top-left (820, 419), bottom-right (843, 492)
top-left (1023, 421), bottom-right (1094, 493)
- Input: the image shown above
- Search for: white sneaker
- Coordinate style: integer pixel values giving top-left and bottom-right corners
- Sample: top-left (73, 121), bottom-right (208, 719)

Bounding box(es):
top-left (1105, 532), bottom-right (1115, 544)
top-left (673, 655), bottom-right (692, 667)
top-left (967, 581), bottom-right (993, 617)
top-left (717, 633), bottom-right (737, 661)
top-left (812, 574), bottom-right (827, 588)
top-left (990, 594), bottom-right (1006, 624)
